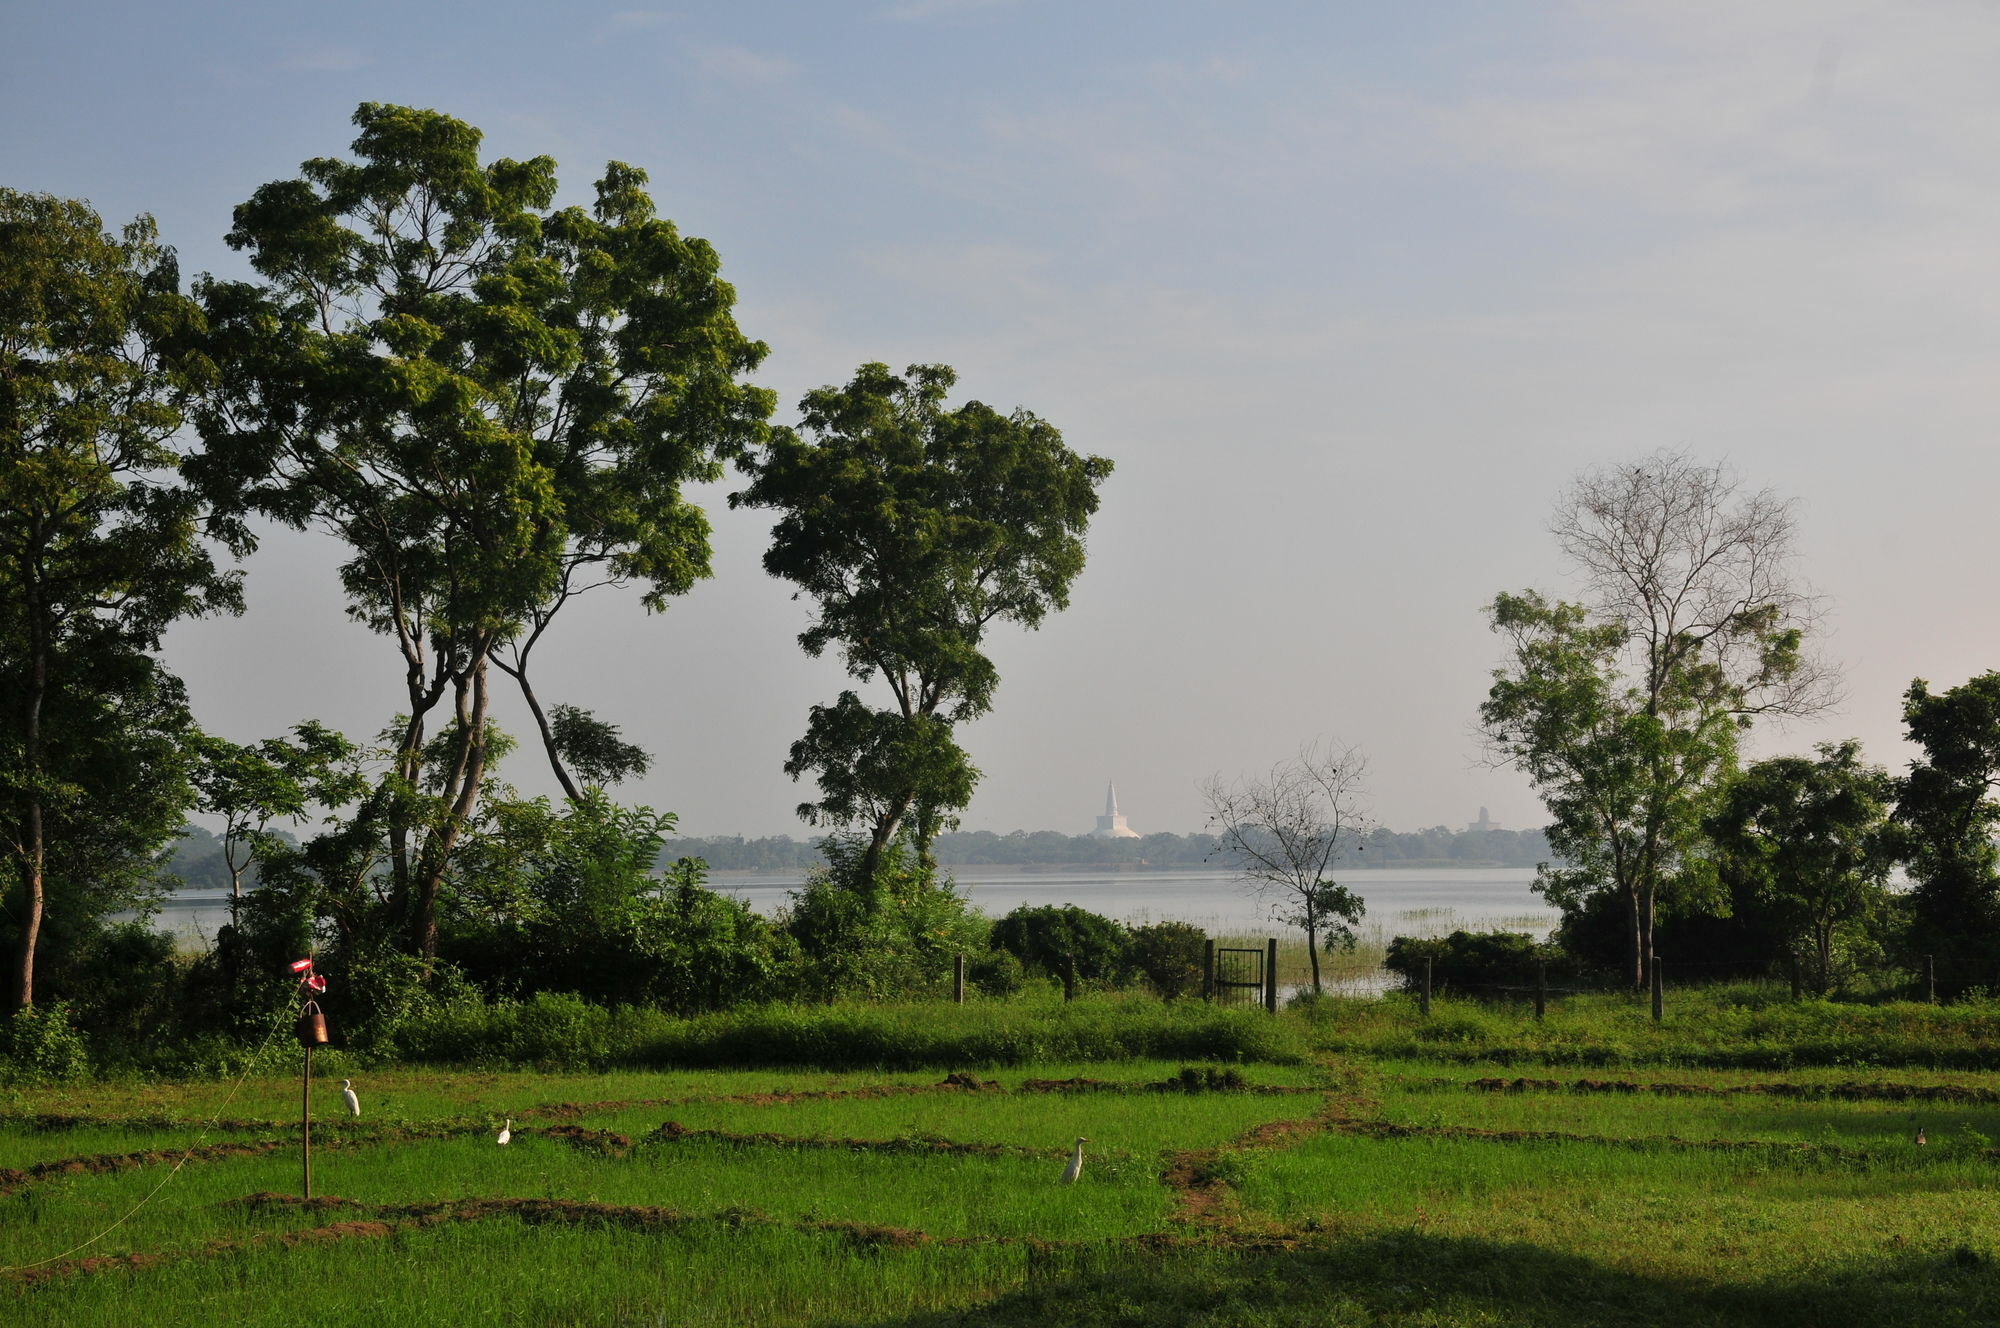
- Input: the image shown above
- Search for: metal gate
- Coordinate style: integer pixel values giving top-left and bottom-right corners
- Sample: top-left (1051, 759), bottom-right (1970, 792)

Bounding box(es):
top-left (1212, 946), bottom-right (1265, 1007)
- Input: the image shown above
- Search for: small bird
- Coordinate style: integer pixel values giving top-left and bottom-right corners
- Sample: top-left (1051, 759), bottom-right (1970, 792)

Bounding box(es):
top-left (497, 1118), bottom-right (513, 1146)
top-left (340, 1078), bottom-right (360, 1118)
top-left (1062, 1137), bottom-right (1087, 1184)
top-left (1916, 1127), bottom-right (1928, 1146)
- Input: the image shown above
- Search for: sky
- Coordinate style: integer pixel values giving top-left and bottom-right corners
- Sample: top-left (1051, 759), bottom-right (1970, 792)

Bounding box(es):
top-left (6, 0), bottom-right (1999, 839)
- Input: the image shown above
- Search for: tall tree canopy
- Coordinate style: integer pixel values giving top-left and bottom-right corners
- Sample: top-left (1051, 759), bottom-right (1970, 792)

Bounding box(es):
top-left (1481, 453), bottom-right (1833, 988)
top-left (190, 104), bottom-right (773, 960)
top-left (1896, 673), bottom-right (2000, 992)
top-left (1707, 739), bottom-right (1894, 994)
top-left (732, 362), bottom-right (1111, 884)
top-left (0, 190), bottom-right (243, 1008)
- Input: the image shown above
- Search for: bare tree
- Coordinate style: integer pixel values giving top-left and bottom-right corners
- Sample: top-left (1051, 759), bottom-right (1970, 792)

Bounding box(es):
top-left (1482, 452), bottom-right (1840, 990)
top-left (1203, 741), bottom-right (1372, 996)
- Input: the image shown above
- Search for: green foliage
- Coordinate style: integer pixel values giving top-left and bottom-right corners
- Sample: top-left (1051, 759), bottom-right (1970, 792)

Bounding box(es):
top-left (0, 1001), bottom-right (90, 1080)
top-left (990, 905), bottom-right (1130, 986)
top-left (1482, 456), bottom-right (1824, 990)
top-left (782, 836), bottom-right (985, 1002)
top-left (1707, 740), bottom-right (1895, 994)
top-left (439, 791), bottom-right (791, 1013)
top-left (1897, 673), bottom-right (2000, 992)
top-left (1384, 930), bottom-right (1579, 994)
top-left (967, 948), bottom-right (1026, 997)
top-left (1126, 921), bottom-right (1209, 999)
top-left (190, 103), bottom-right (772, 956)
top-left (0, 189), bottom-right (243, 1008)
top-left (733, 361), bottom-right (1110, 875)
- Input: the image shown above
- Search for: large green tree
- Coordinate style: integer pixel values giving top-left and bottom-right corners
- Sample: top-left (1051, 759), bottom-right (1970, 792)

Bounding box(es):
top-left (1481, 454), bottom-right (1831, 989)
top-left (732, 362), bottom-right (1111, 886)
top-left (191, 104), bottom-right (773, 960)
top-left (1706, 740), bottom-right (1894, 994)
top-left (1896, 673), bottom-right (2000, 992)
top-left (0, 190), bottom-right (243, 1008)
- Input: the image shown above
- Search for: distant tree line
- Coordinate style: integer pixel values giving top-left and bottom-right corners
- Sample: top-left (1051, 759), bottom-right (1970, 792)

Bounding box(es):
top-left (667, 824), bottom-right (1555, 873)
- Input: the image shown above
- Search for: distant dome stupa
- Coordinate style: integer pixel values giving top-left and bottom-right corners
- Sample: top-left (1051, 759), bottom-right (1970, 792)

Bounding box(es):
top-left (1088, 782), bottom-right (1140, 839)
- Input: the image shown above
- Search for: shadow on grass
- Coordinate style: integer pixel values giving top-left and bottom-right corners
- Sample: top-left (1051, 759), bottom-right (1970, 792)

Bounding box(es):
top-left (839, 1229), bottom-right (2000, 1328)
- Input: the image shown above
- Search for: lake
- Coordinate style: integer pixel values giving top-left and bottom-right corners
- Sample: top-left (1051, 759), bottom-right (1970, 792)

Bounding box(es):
top-left (144, 866), bottom-right (1556, 947)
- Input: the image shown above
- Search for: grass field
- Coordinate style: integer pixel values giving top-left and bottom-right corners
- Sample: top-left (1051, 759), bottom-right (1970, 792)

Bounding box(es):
top-left (8, 994), bottom-right (2000, 1325)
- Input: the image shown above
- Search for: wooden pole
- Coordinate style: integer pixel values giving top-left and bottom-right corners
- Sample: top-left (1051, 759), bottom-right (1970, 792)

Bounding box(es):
top-left (1203, 939), bottom-right (1215, 1003)
top-left (1650, 953), bottom-right (1663, 1022)
top-left (953, 952), bottom-right (965, 1005)
top-left (1926, 954), bottom-right (1936, 1004)
top-left (1788, 951), bottom-right (1802, 1002)
top-left (1062, 954), bottom-right (1076, 1003)
top-left (1420, 958), bottom-right (1432, 1017)
top-left (1535, 960), bottom-right (1546, 1021)
top-left (1264, 938), bottom-right (1278, 1013)
top-left (301, 1041), bottom-right (313, 1202)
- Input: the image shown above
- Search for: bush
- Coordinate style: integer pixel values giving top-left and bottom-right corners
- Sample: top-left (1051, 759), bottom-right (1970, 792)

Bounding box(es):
top-left (1384, 930), bottom-right (1582, 994)
top-left (968, 949), bottom-right (1025, 997)
top-left (1127, 921), bottom-right (1208, 999)
top-left (782, 835), bottom-right (986, 1002)
top-left (1, 1003), bottom-right (90, 1081)
top-left (991, 905), bottom-right (1129, 986)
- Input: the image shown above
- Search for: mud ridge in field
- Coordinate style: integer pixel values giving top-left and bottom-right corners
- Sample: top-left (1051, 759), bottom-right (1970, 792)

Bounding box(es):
top-left (1436, 1075), bottom-right (2000, 1104)
top-left (524, 1075), bottom-right (1006, 1121)
top-left (640, 1119), bottom-right (1062, 1160)
top-left (1327, 1114), bottom-right (1964, 1164)
top-left (1162, 1093), bottom-right (1347, 1229)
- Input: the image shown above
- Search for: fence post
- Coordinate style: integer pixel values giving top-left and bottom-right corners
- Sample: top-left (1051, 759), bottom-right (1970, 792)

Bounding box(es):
top-left (1788, 951), bottom-right (1801, 1002)
top-left (953, 952), bottom-right (965, 1005)
top-left (1650, 953), bottom-right (1663, 1022)
top-left (1203, 939), bottom-right (1216, 1003)
top-left (1264, 938), bottom-right (1278, 1013)
top-left (1535, 960), bottom-right (1546, 1022)
top-left (1926, 954), bottom-right (1936, 1004)
top-left (1420, 957), bottom-right (1432, 1017)
top-left (1063, 954), bottom-right (1077, 1003)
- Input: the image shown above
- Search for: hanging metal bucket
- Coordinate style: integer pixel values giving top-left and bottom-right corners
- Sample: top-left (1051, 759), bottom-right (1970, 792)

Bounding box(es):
top-left (297, 1001), bottom-right (329, 1047)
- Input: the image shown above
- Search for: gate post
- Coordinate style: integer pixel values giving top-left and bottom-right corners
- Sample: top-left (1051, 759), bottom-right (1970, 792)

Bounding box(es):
top-left (1650, 953), bottom-right (1664, 1022)
top-left (1203, 939), bottom-right (1216, 1003)
top-left (1264, 938), bottom-right (1278, 1013)
top-left (1420, 957), bottom-right (1432, 1017)
top-left (1535, 960), bottom-right (1546, 1021)
top-left (953, 952), bottom-right (965, 1005)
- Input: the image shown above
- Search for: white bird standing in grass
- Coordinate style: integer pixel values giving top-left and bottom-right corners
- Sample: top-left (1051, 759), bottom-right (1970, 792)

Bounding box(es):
top-left (497, 1118), bottom-right (513, 1146)
top-left (1062, 1137), bottom-right (1087, 1184)
top-left (340, 1079), bottom-right (360, 1118)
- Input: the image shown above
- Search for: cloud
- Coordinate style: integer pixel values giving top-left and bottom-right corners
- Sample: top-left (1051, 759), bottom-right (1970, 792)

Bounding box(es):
top-left (279, 47), bottom-right (368, 73)
top-left (872, 0), bottom-right (1015, 21)
top-left (691, 43), bottom-right (799, 85)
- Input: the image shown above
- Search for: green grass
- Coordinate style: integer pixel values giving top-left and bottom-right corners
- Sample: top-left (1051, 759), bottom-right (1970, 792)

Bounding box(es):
top-left (20, 993), bottom-right (2000, 1324)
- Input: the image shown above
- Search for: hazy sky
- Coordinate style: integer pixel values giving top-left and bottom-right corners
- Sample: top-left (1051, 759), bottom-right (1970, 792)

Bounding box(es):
top-left (6, 1), bottom-right (1999, 838)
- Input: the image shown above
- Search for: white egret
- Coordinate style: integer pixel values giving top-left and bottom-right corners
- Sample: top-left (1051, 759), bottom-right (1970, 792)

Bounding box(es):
top-left (339, 1078), bottom-right (360, 1118)
top-left (497, 1118), bottom-right (513, 1146)
top-left (1062, 1137), bottom-right (1087, 1184)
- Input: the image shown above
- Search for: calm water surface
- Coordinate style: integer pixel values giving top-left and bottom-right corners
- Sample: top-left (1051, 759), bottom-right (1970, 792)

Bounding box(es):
top-left (147, 866), bottom-right (1554, 945)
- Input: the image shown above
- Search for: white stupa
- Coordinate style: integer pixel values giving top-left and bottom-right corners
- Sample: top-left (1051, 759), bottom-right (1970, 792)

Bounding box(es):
top-left (1088, 782), bottom-right (1140, 839)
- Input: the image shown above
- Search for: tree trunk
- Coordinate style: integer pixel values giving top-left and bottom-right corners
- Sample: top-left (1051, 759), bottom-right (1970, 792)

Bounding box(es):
top-left (498, 642), bottom-right (581, 802)
top-left (410, 656), bottom-right (493, 961)
top-left (1305, 915), bottom-right (1322, 995)
top-left (12, 586), bottom-right (50, 1010)
top-left (1627, 888), bottom-right (1644, 992)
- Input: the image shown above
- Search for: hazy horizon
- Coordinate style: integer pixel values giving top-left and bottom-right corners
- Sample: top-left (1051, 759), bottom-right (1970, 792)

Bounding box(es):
top-left (8, 2), bottom-right (1998, 839)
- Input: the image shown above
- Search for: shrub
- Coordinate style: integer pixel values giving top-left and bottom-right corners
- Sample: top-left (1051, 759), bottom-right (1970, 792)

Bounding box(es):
top-left (1127, 921), bottom-right (1208, 999)
top-left (1384, 930), bottom-right (1582, 994)
top-left (1, 1003), bottom-right (90, 1081)
top-left (968, 949), bottom-right (1025, 997)
top-left (991, 905), bottom-right (1130, 985)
